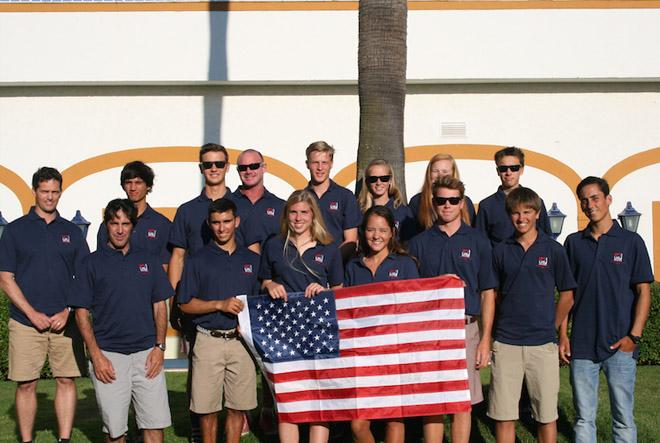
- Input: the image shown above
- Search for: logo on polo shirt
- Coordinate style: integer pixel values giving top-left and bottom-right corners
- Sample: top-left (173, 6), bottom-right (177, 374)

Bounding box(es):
top-left (388, 269), bottom-right (399, 278)
top-left (613, 252), bottom-right (624, 264)
top-left (537, 257), bottom-right (549, 268)
top-left (147, 229), bottom-right (157, 239)
top-left (460, 249), bottom-right (471, 260)
top-left (243, 264), bottom-right (253, 275)
top-left (138, 263), bottom-right (149, 274)
top-left (266, 208), bottom-right (276, 217)
top-left (329, 202), bottom-right (339, 211)
top-left (314, 253), bottom-right (325, 263)
top-left (61, 234), bottom-right (71, 244)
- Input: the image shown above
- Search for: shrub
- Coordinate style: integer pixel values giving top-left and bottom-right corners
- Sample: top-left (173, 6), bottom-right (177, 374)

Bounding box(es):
top-left (639, 282), bottom-right (660, 365)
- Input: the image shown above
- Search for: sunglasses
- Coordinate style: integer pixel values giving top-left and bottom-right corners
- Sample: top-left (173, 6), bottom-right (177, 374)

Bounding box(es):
top-left (200, 161), bottom-right (227, 170)
top-left (497, 164), bottom-right (522, 173)
top-left (366, 175), bottom-right (392, 184)
top-left (237, 162), bottom-right (262, 172)
top-left (433, 196), bottom-right (462, 206)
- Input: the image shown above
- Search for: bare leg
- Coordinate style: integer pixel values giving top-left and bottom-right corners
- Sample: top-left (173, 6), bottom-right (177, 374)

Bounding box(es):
top-left (537, 421), bottom-right (557, 443)
top-left (279, 422), bottom-right (299, 443)
top-left (142, 429), bottom-right (164, 443)
top-left (105, 433), bottom-right (126, 443)
top-left (15, 380), bottom-right (38, 442)
top-left (200, 413), bottom-right (218, 443)
top-left (384, 418), bottom-right (405, 443)
top-left (54, 377), bottom-right (77, 439)
top-left (309, 422), bottom-right (330, 443)
top-left (225, 409), bottom-right (244, 443)
top-left (495, 420), bottom-right (516, 443)
top-left (450, 412), bottom-right (471, 443)
top-left (351, 419), bottom-right (375, 443)
top-left (423, 415), bottom-right (445, 443)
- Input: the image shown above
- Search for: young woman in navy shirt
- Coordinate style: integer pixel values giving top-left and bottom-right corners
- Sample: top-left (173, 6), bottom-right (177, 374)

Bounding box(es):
top-left (409, 153), bottom-right (476, 230)
top-left (259, 189), bottom-right (343, 443)
top-left (357, 159), bottom-right (416, 241)
top-left (344, 205), bottom-right (419, 443)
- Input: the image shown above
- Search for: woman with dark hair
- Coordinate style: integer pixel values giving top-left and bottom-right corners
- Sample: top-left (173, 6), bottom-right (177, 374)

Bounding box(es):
top-left (344, 205), bottom-right (419, 443)
top-left (259, 189), bottom-right (343, 443)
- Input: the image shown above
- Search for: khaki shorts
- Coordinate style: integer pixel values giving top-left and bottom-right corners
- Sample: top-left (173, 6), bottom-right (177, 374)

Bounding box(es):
top-left (8, 318), bottom-right (81, 381)
top-left (487, 341), bottom-right (559, 423)
top-left (465, 320), bottom-right (484, 405)
top-left (190, 331), bottom-right (257, 414)
top-left (90, 348), bottom-right (171, 439)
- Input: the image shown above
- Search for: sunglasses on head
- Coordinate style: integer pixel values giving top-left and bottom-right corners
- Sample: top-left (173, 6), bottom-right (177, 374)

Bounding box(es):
top-left (237, 162), bottom-right (262, 172)
top-left (201, 160), bottom-right (227, 170)
top-left (497, 164), bottom-right (522, 173)
top-left (433, 196), bottom-right (462, 206)
top-left (366, 175), bottom-right (392, 184)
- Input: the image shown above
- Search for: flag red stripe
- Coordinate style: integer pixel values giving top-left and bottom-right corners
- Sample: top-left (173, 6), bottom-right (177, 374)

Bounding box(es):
top-left (275, 380), bottom-right (470, 403)
top-left (336, 298), bottom-right (465, 320)
top-left (266, 358), bottom-right (468, 383)
top-left (339, 339), bottom-right (466, 357)
top-left (278, 401), bottom-right (472, 423)
top-left (334, 275), bottom-right (464, 300)
top-left (340, 319), bottom-right (466, 339)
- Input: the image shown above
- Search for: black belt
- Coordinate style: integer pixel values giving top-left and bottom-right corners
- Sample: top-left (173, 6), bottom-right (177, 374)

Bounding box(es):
top-left (197, 326), bottom-right (238, 339)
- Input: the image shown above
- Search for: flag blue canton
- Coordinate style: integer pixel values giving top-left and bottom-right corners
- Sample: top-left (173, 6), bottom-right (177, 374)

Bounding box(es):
top-left (248, 292), bottom-right (340, 363)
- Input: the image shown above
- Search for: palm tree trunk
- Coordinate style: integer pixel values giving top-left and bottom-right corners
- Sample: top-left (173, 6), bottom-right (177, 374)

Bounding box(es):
top-left (357, 0), bottom-right (408, 198)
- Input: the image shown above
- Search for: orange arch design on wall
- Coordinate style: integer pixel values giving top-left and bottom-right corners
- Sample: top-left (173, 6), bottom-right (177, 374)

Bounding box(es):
top-left (0, 165), bottom-right (33, 214)
top-left (60, 146), bottom-right (309, 193)
top-left (602, 147), bottom-right (660, 189)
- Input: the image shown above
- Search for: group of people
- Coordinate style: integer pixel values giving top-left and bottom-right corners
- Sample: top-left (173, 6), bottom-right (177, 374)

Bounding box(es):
top-left (0, 141), bottom-right (653, 443)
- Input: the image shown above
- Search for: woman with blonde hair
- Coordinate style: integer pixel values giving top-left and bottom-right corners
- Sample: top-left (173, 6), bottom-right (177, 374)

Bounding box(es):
top-left (357, 159), bottom-right (416, 241)
top-left (259, 189), bottom-right (343, 443)
top-left (409, 153), bottom-right (476, 230)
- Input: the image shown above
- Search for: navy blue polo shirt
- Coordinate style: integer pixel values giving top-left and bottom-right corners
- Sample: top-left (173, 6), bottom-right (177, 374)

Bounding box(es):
top-left (259, 236), bottom-right (343, 292)
top-left (229, 187), bottom-right (285, 247)
top-left (0, 208), bottom-right (90, 328)
top-left (408, 193), bottom-right (476, 227)
top-left (306, 180), bottom-right (361, 245)
top-left (344, 253), bottom-right (419, 286)
top-left (97, 205), bottom-right (171, 264)
top-left (565, 222), bottom-right (654, 361)
top-left (475, 187), bottom-right (552, 244)
top-left (492, 232), bottom-right (576, 346)
top-left (169, 188), bottom-right (231, 254)
top-left (384, 199), bottom-right (417, 242)
top-left (177, 243), bottom-right (260, 330)
top-left (408, 223), bottom-right (496, 316)
top-left (69, 244), bottom-right (173, 354)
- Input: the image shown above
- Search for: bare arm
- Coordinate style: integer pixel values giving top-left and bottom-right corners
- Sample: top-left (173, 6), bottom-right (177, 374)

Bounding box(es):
top-left (145, 300), bottom-right (167, 378)
top-left (167, 247), bottom-right (186, 329)
top-left (0, 271), bottom-right (51, 331)
top-left (179, 297), bottom-right (244, 316)
top-left (262, 278), bottom-right (288, 301)
top-left (75, 308), bottom-right (116, 383)
top-left (476, 288), bottom-right (496, 368)
top-left (247, 242), bottom-right (261, 255)
top-left (610, 282), bottom-right (652, 352)
top-left (340, 228), bottom-right (358, 262)
top-left (555, 290), bottom-right (574, 330)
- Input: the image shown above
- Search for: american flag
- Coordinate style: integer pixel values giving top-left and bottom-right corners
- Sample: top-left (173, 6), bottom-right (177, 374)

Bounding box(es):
top-left (237, 275), bottom-right (471, 423)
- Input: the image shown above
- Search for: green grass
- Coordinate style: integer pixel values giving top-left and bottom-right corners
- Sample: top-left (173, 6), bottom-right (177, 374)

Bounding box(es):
top-left (1, 367), bottom-right (659, 442)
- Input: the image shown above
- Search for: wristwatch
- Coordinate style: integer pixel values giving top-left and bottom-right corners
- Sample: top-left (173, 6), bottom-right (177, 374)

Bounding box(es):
top-left (155, 343), bottom-right (166, 351)
top-left (628, 334), bottom-right (641, 345)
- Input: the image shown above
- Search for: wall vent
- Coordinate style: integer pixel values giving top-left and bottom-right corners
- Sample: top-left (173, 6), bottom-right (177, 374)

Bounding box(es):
top-left (441, 122), bottom-right (467, 138)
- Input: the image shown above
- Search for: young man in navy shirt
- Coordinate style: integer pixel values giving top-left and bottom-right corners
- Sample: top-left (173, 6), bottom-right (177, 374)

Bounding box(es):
top-left (97, 161), bottom-right (171, 266)
top-left (72, 199), bottom-right (173, 443)
top-left (561, 177), bottom-right (653, 443)
top-left (487, 187), bottom-right (575, 443)
top-left (0, 167), bottom-right (89, 443)
top-left (229, 149), bottom-right (285, 252)
top-left (304, 141), bottom-right (361, 260)
top-left (475, 146), bottom-right (552, 244)
top-left (408, 176), bottom-right (496, 443)
top-left (167, 143), bottom-right (233, 441)
top-left (177, 198), bottom-right (260, 443)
